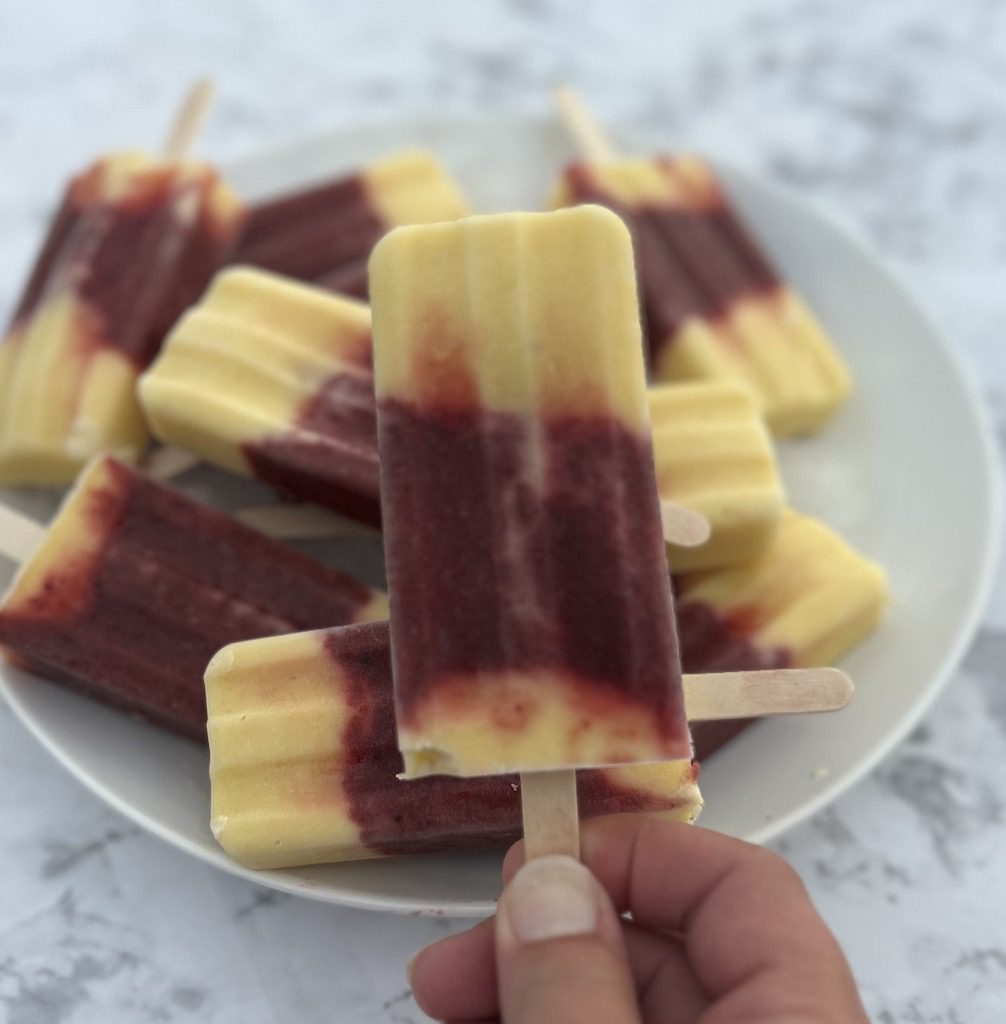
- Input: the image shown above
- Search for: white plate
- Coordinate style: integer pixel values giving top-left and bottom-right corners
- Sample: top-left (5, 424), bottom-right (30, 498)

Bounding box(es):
top-left (1, 115), bottom-right (1001, 918)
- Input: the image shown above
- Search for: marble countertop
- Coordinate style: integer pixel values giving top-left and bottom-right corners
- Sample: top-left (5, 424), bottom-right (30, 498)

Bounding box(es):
top-left (2, 2), bottom-right (1005, 1021)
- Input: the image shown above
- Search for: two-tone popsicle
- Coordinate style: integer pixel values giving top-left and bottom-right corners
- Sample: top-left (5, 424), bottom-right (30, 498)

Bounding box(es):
top-left (232, 151), bottom-right (470, 299)
top-left (0, 457), bottom-right (386, 737)
top-left (0, 83), bottom-right (245, 483)
top-left (550, 89), bottom-right (850, 436)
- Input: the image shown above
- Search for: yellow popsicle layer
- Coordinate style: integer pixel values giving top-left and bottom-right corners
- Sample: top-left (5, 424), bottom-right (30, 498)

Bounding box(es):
top-left (140, 267), bottom-right (372, 475)
top-left (649, 380), bottom-right (784, 571)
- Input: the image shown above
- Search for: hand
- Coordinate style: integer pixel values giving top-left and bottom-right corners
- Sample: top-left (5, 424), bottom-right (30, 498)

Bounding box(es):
top-left (409, 814), bottom-right (870, 1023)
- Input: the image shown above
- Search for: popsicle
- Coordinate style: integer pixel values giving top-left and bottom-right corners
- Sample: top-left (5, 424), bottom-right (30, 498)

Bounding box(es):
top-left (550, 89), bottom-right (851, 437)
top-left (140, 267), bottom-right (709, 546)
top-left (207, 621), bottom-right (701, 868)
top-left (0, 457), bottom-right (386, 738)
top-left (0, 83), bottom-right (245, 483)
top-left (370, 205), bottom-right (692, 783)
top-left (139, 267), bottom-right (380, 526)
top-left (207, 619), bottom-right (853, 868)
top-left (650, 380), bottom-right (784, 571)
top-left (232, 151), bottom-right (470, 299)
top-left (679, 508), bottom-right (887, 759)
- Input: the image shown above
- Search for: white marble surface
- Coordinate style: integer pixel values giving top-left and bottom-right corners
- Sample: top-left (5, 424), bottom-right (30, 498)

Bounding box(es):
top-left (1, 1), bottom-right (1005, 1021)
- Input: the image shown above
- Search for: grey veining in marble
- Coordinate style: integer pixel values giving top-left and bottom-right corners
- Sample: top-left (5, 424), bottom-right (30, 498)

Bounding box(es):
top-left (2, 1), bottom-right (1005, 1021)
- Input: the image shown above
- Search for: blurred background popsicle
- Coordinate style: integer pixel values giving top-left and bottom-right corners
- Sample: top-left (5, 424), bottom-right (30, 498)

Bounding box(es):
top-left (550, 88), bottom-right (851, 437)
top-left (680, 508), bottom-right (888, 759)
top-left (370, 205), bottom-right (691, 782)
top-left (231, 151), bottom-right (470, 299)
top-left (0, 82), bottom-right (245, 484)
top-left (651, 380), bottom-right (784, 571)
top-left (140, 267), bottom-right (381, 527)
top-left (0, 456), bottom-right (386, 738)
top-left (207, 621), bottom-right (701, 868)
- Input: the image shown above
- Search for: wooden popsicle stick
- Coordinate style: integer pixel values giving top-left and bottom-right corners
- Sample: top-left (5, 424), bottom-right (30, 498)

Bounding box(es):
top-left (553, 87), bottom-right (618, 163)
top-left (235, 504), bottom-right (378, 539)
top-left (145, 80), bottom-right (219, 481)
top-left (0, 503), bottom-right (46, 563)
top-left (162, 78), bottom-right (217, 161)
top-left (684, 667), bottom-right (853, 721)
top-left (661, 501), bottom-right (711, 548)
top-left (520, 769), bottom-right (580, 861)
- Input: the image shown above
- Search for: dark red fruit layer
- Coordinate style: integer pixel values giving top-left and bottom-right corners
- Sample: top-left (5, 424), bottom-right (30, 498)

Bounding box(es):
top-left (564, 163), bottom-right (781, 368)
top-left (233, 174), bottom-right (384, 296)
top-left (675, 593), bottom-right (792, 761)
top-left (243, 366), bottom-right (381, 528)
top-left (379, 399), bottom-right (688, 750)
top-left (328, 622), bottom-right (697, 856)
top-left (0, 459), bottom-right (376, 739)
top-left (6, 161), bottom-right (242, 368)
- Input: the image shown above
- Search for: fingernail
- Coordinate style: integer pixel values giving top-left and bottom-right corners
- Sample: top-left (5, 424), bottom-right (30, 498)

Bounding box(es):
top-left (501, 855), bottom-right (599, 944)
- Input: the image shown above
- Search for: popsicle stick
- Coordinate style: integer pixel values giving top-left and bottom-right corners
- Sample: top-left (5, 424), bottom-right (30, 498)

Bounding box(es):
top-left (235, 505), bottom-right (378, 539)
top-left (553, 86), bottom-right (618, 163)
top-left (684, 667), bottom-right (853, 721)
top-left (162, 78), bottom-right (217, 161)
top-left (140, 81), bottom-right (219, 482)
top-left (520, 769), bottom-right (580, 861)
top-left (0, 503), bottom-right (45, 563)
top-left (661, 501), bottom-right (711, 548)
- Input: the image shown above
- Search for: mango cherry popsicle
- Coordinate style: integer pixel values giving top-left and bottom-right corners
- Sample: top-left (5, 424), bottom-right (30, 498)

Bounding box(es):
top-left (550, 90), bottom-right (850, 437)
top-left (232, 151), bottom-right (470, 299)
top-left (0, 456), bottom-right (386, 738)
top-left (141, 268), bottom-right (379, 525)
top-left (0, 84), bottom-right (245, 483)
top-left (207, 621), bottom-right (701, 868)
top-left (370, 205), bottom-right (691, 779)
top-left (680, 508), bottom-right (887, 760)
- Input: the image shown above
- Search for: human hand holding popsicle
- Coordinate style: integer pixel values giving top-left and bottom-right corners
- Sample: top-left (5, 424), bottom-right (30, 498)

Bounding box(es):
top-left (410, 815), bottom-right (870, 1024)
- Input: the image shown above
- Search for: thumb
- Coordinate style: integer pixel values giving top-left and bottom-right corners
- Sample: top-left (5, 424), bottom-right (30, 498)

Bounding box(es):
top-left (495, 854), bottom-right (640, 1024)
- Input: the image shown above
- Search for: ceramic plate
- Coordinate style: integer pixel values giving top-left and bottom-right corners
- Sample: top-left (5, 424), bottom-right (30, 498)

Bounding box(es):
top-left (1, 115), bottom-right (1001, 917)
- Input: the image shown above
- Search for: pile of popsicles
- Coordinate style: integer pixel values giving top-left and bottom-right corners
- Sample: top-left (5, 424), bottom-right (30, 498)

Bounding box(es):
top-left (0, 86), bottom-right (888, 869)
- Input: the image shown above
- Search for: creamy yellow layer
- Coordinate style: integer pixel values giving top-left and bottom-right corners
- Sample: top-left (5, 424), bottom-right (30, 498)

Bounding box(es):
top-left (0, 297), bottom-right (147, 484)
top-left (139, 268), bottom-right (373, 474)
top-left (649, 381), bottom-right (784, 571)
top-left (369, 205), bottom-right (651, 428)
top-left (400, 667), bottom-right (688, 777)
top-left (678, 508), bottom-right (888, 667)
top-left (1, 457), bottom-right (120, 614)
top-left (363, 151), bottom-right (471, 227)
top-left (654, 292), bottom-right (852, 437)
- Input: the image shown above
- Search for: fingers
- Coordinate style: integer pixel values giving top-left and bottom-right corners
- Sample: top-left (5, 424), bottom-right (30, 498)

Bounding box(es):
top-left (507, 815), bottom-right (868, 1016)
top-left (409, 918), bottom-right (497, 1022)
top-left (415, 817), bottom-right (867, 1023)
top-left (412, 915), bottom-right (705, 1024)
top-left (494, 855), bottom-right (640, 1024)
